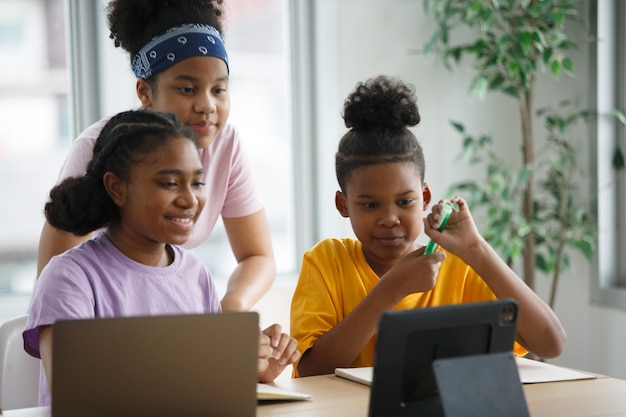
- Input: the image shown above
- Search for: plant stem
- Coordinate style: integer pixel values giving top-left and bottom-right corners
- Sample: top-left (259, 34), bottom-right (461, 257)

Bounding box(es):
top-left (550, 160), bottom-right (570, 309)
top-left (520, 82), bottom-right (536, 291)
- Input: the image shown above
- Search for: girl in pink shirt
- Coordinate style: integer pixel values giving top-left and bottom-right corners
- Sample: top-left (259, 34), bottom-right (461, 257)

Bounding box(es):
top-left (36, 0), bottom-right (274, 312)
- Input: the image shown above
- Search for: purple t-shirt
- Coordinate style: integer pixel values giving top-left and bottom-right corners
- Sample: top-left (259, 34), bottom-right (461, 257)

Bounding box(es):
top-left (55, 118), bottom-right (263, 248)
top-left (23, 233), bottom-right (221, 405)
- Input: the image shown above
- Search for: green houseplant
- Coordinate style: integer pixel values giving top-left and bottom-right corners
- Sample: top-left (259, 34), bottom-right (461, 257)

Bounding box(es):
top-left (422, 0), bottom-right (599, 308)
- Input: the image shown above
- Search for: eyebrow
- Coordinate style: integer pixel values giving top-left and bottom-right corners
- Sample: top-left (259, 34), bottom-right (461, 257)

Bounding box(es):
top-left (356, 190), bottom-right (417, 199)
top-left (173, 74), bottom-right (229, 83)
top-left (156, 168), bottom-right (205, 175)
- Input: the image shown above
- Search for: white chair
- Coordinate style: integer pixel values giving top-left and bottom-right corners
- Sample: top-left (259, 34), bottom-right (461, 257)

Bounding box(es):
top-left (0, 315), bottom-right (40, 410)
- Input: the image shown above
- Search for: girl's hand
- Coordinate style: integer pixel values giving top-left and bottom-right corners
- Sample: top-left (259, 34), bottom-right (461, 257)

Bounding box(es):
top-left (380, 246), bottom-right (445, 300)
top-left (424, 196), bottom-right (484, 259)
top-left (257, 324), bottom-right (301, 383)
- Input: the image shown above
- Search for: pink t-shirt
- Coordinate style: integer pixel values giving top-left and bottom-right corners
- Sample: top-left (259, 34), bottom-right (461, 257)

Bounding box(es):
top-left (56, 118), bottom-right (264, 248)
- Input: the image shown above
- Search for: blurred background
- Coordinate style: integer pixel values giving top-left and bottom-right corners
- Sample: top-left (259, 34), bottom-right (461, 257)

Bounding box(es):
top-left (1, 0), bottom-right (625, 379)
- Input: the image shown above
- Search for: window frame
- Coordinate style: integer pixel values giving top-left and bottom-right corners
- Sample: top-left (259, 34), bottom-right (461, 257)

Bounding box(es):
top-left (590, 0), bottom-right (626, 307)
top-left (67, 0), bottom-right (101, 137)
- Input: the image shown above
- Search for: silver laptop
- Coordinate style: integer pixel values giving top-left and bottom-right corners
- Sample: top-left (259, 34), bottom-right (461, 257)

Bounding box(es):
top-left (52, 312), bottom-right (259, 417)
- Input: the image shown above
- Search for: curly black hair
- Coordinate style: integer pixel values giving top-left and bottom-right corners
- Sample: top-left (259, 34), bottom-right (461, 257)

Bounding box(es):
top-left (335, 75), bottom-right (425, 192)
top-left (106, 0), bottom-right (225, 59)
top-left (45, 110), bottom-right (197, 236)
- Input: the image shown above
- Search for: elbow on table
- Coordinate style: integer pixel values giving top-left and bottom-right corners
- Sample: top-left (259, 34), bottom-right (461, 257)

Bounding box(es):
top-left (532, 327), bottom-right (568, 360)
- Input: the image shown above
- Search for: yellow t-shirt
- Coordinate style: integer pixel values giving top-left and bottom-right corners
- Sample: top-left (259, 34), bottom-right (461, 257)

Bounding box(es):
top-left (290, 238), bottom-right (526, 376)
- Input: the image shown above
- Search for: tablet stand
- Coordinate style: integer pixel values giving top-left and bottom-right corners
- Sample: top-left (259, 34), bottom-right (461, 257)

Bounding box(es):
top-left (433, 352), bottom-right (530, 417)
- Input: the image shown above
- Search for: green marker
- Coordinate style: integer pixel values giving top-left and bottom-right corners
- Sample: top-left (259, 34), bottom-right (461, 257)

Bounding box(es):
top-left (424, 203), bottom-right (453, 254)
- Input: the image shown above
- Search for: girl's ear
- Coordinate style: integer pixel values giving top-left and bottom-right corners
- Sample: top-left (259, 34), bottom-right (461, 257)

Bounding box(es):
top-left (136, 79), bottom-right (153, 108)
top-left (422, 183), bottom-right (432, 210)
top-left (103, 172), bottom-right (127, 207)
top-left (335, 191), bottom-right (349, 218)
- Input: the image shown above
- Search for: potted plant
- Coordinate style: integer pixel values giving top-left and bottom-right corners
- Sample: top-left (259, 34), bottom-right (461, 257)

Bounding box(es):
top-left (422, 0), bottom-right (601, 308)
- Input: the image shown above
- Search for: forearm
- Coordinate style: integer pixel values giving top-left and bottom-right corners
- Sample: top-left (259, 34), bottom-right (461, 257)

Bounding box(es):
top-left (462, 240), bottom-right (566, 358)
top-left (221, 254), bottom-right (275, 311)
top-left (221, 210), bottom-right (275, 311)
top-left (297, 282), bottom-right (401, 376)
top-left (39, 326), bottom-right (53, 389)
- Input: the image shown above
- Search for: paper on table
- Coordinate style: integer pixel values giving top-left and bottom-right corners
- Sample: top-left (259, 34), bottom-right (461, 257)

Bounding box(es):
top-left (257, 383), bottom-right (312, 401)
top-left (516, 357), bottom-right (597, 384)
top-left (335, 357), bottom-right (597, 386)
top-left (335, 367), bottom-right (373, 386)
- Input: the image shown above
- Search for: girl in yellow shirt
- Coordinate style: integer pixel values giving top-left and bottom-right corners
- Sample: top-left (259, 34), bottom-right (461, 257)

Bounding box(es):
top-left (290, 75), bottom-right (566, 377)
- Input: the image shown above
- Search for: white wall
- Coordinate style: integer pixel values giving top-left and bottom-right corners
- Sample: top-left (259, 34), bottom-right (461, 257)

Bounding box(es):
top-left (314, 0), bottom-right (626, 379)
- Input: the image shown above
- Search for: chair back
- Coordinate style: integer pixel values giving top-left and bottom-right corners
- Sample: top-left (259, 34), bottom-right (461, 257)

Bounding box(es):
top-left (0, 315), bottom-right (40, 410)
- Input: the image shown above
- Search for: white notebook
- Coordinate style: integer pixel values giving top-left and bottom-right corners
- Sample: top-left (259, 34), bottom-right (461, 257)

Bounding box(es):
top-left (336, 357), bottom-right (598, 386)
top-left (257, 383), bottom-right (312, 401)
top-left (335, 367), bottom-right (374, 386)
top-left (515, 357), bottom-right (598, 384)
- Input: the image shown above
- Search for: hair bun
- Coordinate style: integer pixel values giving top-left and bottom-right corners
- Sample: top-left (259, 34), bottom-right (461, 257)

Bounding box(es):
top-left (342, 75), bottom-right (420, 131)
top-left (106, 0), bottom-right (224, 56)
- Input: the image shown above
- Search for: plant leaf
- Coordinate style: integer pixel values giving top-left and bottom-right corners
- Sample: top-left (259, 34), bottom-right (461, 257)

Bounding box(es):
top-left (612, 109), bottom-right (626, 125)
top-left (543, 48), bottom-right (553, 65)
top-left (562, 56), bottom-right (574, 74)
top-left (451, 121), bottom-right (465, 133)
top-left (550, 59), bottom-right (561, 78)
top-left (613, 149), bottom-right (625, 170)
top-left (574, 238), bottom-right (595, 260)
top-left (501, 86), bottom-right (519, 98)
top-left (423, 32), bottom-right (439, 54)
top-left (469, 76), bottom-right (488, 100)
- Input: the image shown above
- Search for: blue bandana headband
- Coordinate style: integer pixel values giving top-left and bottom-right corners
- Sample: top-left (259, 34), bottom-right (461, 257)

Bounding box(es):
top-left (132, 23), bottom-right (229, 79)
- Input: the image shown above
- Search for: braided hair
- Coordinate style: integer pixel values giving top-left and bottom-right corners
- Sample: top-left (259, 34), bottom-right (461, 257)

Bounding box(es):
top-left (335, 75), bottom-right (424, 193)
top-left (44, 110), bottom-right (197, 235)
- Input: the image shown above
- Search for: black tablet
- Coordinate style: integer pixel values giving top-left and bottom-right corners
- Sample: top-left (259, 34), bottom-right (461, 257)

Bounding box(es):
top-left (368, 299), bottom-right (519, 417)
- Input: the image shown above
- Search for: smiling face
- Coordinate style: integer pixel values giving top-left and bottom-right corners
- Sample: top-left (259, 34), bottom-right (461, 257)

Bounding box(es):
top-left (110, 136), bottom-right (206, 253)
top-left (137, 56), bottom-right (230, 148)
top-left (336, 162), bottom-right (430, 276)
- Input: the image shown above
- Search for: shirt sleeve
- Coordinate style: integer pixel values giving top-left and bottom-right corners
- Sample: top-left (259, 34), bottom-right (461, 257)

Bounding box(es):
top-left (55, 118), bottom-right (108, 184)
top-left (290, 247), bottom-right (342, 377)
top-left (219, 126), bottom-right (264, 218)
top-left (23, 257), bottom-right (96, 358)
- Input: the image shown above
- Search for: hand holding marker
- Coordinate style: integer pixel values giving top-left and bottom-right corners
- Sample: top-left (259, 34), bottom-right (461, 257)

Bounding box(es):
top-left (424, 203), bottom-right (453, 254)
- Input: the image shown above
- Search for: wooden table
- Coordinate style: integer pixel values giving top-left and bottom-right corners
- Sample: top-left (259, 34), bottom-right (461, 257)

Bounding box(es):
top-left (4, 372), bottom-right (626, 417)
top-left (523, 376), bottom-right (626, 417)
top-left (257, 373), bottom-right (626, 417)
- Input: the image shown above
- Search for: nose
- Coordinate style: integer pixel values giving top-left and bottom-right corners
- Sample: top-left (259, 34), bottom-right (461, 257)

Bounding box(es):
top-left (378, 207), bottom-right (400, 228)
top-left (175, 184), bottom-right (199, 208)
top-left (194, 90), bottom-right (217, 115)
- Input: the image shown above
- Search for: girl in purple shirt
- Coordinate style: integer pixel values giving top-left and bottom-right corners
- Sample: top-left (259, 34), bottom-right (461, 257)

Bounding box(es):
top-left (24, 110), bottom-right (300, 406)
